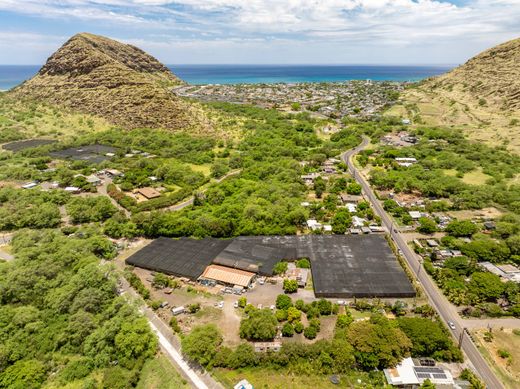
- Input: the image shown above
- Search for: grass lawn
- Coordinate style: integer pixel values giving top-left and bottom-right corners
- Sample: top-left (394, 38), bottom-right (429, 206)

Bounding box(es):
top-left (136, 354), bottom-right (189, 389)
top-left (188, 163), bottom-right (212, 176)
top-left (213, 367), bottom-right (386, 389)
top-left (473, 329), bottom-right (520, 389)
top-left (461, 168), bottom-right (493, 186)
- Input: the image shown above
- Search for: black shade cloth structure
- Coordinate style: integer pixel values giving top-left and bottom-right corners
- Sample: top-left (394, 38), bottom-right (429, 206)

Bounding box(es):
top-left (126, 234), bottom-right (416, 298)
top-left (3, 139), bottom-right (57, 151)
top-left (50, 144), bottom-right (117, 164)
top-left (126, 237), bottom-right (231, 280)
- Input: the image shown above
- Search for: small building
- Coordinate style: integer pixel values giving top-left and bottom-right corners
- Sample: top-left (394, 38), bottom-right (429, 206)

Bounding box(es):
top-left (369, 225), bottom-right (385, 233)
top-left (350, 228), bottom-right (362, 234)
top-left (200, 265), bottom-right (255, 288)
top-left (426, 239), bottom-right (439, 247)
top-left (137, 187), bottom-right (161, 200)
top-left (483, 221), bottom-right (496, 230)
top-left (340, 193), bottom-right (362, 204)
top-left (253, 341), bottom-right (282, 353)
top-left (384, 357), bottom-right (454, 388)
top-left (497, 264), bottom-right (520, 274)
top-left (323, 224), bottom-right (333, 232)
top-left (86, 175), bottom-right (102, 186)
top-left (105, 169), bottom-right (123, 177)
top-left (301, 173), bottom-right (320, 185)
top-left (287, 264), bottom-right (310, 287)
top-left (361, 226), bottom-right (372, 234)
top-left (409, 211), bottom-right (422, 220)
top-left (64, 186), bottom-right (80, 193)
top-left (352, 216), bottom-right (366, 228)
top-left (345, 203), bottom-right (357, 213)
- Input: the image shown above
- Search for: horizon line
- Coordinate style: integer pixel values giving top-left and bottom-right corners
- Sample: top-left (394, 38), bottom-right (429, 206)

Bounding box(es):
top-left (0, 63), bottom-right (458, 67)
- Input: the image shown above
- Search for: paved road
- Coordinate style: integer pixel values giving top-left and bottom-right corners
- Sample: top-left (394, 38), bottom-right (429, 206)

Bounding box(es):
top-left (119, 276), bottom-right (223, 389)
top-left (342, 136), bottom-right (504, 389)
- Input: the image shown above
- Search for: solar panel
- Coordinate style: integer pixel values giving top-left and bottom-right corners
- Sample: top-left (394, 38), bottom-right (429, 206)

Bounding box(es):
top-left (433, 373), bottom-right (447, 379)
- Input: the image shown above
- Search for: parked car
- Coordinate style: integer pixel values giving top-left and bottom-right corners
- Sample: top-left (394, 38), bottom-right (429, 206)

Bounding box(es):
top-left (233, 301), bottom-right (239, 308)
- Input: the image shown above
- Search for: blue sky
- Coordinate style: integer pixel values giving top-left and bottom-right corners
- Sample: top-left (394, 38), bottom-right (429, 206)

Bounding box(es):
top-left (0, 0), bottom-right (519, 65)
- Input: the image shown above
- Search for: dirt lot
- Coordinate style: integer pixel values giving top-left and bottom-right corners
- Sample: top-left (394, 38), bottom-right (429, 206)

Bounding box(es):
top-left (473, 328), bottom-right (520, 389)
top-left (446, 207), bottom-right (503, 220)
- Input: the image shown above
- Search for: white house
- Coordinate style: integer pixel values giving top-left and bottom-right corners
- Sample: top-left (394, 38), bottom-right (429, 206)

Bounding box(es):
top-left (384, 358), bottom-right (454, 387)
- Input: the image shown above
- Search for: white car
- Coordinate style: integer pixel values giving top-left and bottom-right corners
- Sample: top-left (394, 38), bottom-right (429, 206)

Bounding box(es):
top-left (448, 321), bottom-right (456, 330)
top-left (217, 301), bottom-right (224, 309)
top-left (233, 301), bottom-right (239, 308)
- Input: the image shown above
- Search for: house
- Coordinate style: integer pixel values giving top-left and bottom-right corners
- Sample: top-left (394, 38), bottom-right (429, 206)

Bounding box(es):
top-left (137, 187), bottom-right (161, 200)
top-left (396, 157), bottom-right (418, 167)
top-left (287, 264), bottom-right (310, 287)
top-left (339, 193), bottom-right (362, 204)
top-left (369, 225), bottom-right (385, 233)
top-left (383, 357), bottom-right (454, 388)
top-left (426, 239), bottom-right (439, 247)
top-left (301, 173), bottom-right (320, 185)
top-left (350, 228), bottom-right (362, 234)
top-left (234, 379), bottom-right (253, 389)
top-left (408, 211), bottom-right (422, 220)
top-left (345, 203), bottom-right (357, 213)
top-left (86, 175), bottom-right (102, 186)
top-left (253, 341), bottom-right (282, 352)
top-left (105, 169), bottom-right (123, 177)
top-left (199, 265), bottom-right (255, 288)
top-left (323, 224), bottom-right (333, 232)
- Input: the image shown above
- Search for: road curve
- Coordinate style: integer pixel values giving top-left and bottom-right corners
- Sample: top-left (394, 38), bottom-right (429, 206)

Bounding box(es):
top-left (341, 136), bottom-right (504, 389)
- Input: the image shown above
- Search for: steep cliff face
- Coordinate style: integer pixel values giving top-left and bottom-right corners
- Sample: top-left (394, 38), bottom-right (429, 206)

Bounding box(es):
top-left (12, 33), bottom-right (202, 131)
top-left (424, 37), bottom-right (520, 111)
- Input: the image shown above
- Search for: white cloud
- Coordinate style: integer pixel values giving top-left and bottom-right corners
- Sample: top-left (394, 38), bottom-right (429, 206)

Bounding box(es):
top-left (0, 0), bottom-right (519, 64)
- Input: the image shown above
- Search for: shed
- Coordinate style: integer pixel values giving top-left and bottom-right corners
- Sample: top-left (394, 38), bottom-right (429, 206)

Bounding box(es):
top-left (171, 306), bottom-right (185, 316)
top-left (200, 265), bottom-right (255, 288)
top-left (137, 187), bottom-right (161, 199)
top-left (408, 211), bottom-right (422, 220)
top-left (86, 175), bottom-right (102, 185)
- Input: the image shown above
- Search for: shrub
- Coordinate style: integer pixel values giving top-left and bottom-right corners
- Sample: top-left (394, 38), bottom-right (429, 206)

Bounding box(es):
top-left (169, 317), bottom-right (181, 333)
top-left (282, 323), bottom-right (294, 337)
top-left (293, 321), bottom-right (304, 333)
top-left (283, 279), bottom-right (298, 293)
top-left (188, 303), bottom-right (201, 314)
top-left (296, 258), bottom-right (311, 268)
top-left (304, 325), bottom-right (318, 339)
top-left (273, 261), bottom-right (288, 275)
top-left (276, 294), bottom-right (293, 310)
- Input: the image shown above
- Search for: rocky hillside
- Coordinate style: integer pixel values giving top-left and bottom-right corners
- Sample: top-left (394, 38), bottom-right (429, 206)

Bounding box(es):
top-left (11, 33), bottom-right (204, 131)
top-left (424, 37), bottom-right (520, 111)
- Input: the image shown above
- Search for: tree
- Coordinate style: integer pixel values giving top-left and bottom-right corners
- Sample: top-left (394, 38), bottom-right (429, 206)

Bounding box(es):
top-left (114, 318), bottom-right (158, 368)
top-left (446, 220), bottom-right (478, 237)
top-left (181, 324), bottom-right (222, 366)
top-left (397, 317), bottom-right (462, 362)
top-left (0, 359), bottom-right (46, 389)
top-left (346, 182), bottom-right (362, 195)
top-left (276, 294), bottom-right (293, 310)
top-left (282, 322), bottom-right (294, 337)
top-left (287, 307), bottom-right (301, 323)
top-left (296, 258), bottom-right (311, 268)
top-left (317, 299), bottom-right (333, 315)
top-left (314, 177), bottom-right (326, 198)
top-left (273, 261), bottom-right (288, 275)
top-left (227, 343), bottom-right (258, 369)
top-left (152, 273), bottom-right (169, 289)
top-left (420, 379), bottom-right (436, 388)
top-left (304, 325), bottom-right (318, 339)
top-left (417, 217), bottom-right (437, 234)
top-left (239, 309), bottom-right (278, 341)
top-left (293, 321), bottom-right (304, 333)
top-left (335, 313), bottom-right (353, 329)
top-left (468, 272), bottom-right (505, 302)
top-left (347, 315), bottom-right (412, 370)
top-left (238, 296), bottom-right (247, 308)
top-left (210, 160), bottom-right (230, 179)
top-left (283, 279), bottom-right (298, 293)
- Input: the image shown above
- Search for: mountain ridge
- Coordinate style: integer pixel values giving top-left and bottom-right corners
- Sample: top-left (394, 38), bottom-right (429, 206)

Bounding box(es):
top-left (11, 33), bottom-right (207, 132)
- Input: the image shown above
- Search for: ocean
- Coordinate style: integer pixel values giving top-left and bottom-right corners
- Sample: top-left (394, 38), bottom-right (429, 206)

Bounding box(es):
top-left (0, 64), bottom-right (452, 90)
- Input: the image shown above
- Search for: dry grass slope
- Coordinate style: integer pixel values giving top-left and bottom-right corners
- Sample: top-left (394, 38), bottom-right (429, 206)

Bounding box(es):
top-left (10, 33), bottom-right (212, 134)
top-left (397, 37), bottom-right (520, 153)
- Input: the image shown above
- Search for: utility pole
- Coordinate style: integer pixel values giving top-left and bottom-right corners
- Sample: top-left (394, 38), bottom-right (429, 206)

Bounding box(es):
top-left (458, 327), bottom-right (467, 349)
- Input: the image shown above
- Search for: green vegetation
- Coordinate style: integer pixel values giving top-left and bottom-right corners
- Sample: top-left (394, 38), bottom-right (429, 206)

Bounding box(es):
top-left (0, 229), bottom-right (157, 388)
top-left (0, 187), bottom-right (67, 230)
top-left (136, 355), bottom-right (189, 389)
